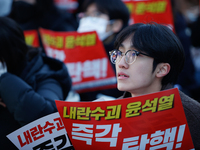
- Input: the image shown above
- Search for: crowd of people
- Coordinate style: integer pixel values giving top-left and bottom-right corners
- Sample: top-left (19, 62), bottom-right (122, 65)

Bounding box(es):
top-left (0, 0), bottom-right (199, 149)
top-left (171, 0), bottom-right (200, 101)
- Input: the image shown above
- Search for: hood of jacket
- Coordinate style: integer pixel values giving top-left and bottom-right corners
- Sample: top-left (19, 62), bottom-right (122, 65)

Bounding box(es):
top-left (20, 52), bottom-right (72, 99)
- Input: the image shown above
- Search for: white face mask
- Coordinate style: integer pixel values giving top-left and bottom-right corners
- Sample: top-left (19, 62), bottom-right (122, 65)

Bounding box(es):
top-left (77, 17), bottom-right (113, 41)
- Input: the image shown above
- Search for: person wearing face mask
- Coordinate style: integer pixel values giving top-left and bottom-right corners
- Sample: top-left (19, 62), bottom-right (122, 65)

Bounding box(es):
top-left (76, 0), bottom-right (130, 101)
top-left (77, 0), bottom-right (129, 55)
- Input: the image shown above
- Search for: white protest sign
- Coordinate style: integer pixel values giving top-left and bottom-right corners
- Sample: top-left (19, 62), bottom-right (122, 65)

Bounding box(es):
top-left (7, 112), bottom-right (74, 150)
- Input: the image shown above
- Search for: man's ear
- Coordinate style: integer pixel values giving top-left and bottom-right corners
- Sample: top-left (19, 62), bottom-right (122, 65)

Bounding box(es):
top-left (111, 19), bottom-right (123, 33)
top-left (156, 63), bottom-right (171, 78)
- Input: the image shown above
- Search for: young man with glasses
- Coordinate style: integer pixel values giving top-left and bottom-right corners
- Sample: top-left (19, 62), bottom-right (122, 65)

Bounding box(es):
top-left (109, 23), bottom-right (200, 149)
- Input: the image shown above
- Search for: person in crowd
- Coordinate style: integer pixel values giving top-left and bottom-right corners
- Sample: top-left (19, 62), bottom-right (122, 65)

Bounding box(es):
top-left (0, 17), bottom-right (72, 149)
top-left (9, 0), bottom-right (78, 31)
top-left (190, 14), bottom-right (200, 101)
top-left (77, 0), bottom-right (130, 101)
top-left (108, 23), bottom-right (200, 149)
top-left (171, 0), bottom-right (199, 100)
top-left (8, 0), bottom-right (78, 51)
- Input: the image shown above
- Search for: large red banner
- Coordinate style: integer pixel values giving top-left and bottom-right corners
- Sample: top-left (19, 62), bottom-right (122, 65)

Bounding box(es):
top-left (123, 0), bottom-right (174, 30)
top-left (39, 28), bottom-right (117, 93)
top-left (56, 88), bottom-right (194, 149)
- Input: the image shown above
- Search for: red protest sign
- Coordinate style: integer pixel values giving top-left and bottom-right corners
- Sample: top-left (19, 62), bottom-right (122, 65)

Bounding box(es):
top-left (123, 0), bottom-right (174, 30)
top-left (39, 28), bottom-right (117, 93)
top-left (55, 88), bottom-right (194, 150)
top-left (23, 30), bottom-right (40, 47)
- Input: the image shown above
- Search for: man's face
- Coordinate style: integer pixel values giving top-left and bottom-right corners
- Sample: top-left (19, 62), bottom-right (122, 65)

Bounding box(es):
top-left (115, 36), bottom-right (161, 97)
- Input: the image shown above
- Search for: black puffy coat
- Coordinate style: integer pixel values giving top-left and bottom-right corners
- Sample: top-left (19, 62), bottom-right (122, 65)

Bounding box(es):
top-left (0, 52), bottom-right (72, 149)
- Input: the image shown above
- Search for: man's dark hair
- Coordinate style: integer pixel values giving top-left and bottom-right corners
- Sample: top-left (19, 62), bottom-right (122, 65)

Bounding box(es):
top-left (114, 23), bottom-right (185, 86)
top-left (80, 0), bottom-right (130, 30)
top-left (0, 17), bottom-right (28, 75)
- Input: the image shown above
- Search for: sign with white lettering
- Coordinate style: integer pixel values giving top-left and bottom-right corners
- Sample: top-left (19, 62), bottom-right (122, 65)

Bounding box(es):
top-left (39, 29), bottom-right (117, 93)
top-left (7, 112), bottom-right (74, 150)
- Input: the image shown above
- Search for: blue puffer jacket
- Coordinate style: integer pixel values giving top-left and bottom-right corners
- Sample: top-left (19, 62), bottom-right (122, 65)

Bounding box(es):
top-left (0, 52), bottom-right (72, 126)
